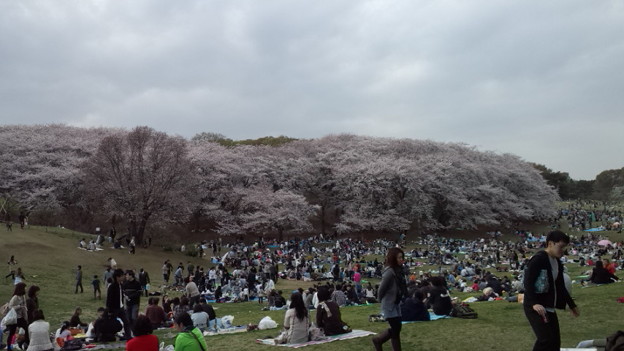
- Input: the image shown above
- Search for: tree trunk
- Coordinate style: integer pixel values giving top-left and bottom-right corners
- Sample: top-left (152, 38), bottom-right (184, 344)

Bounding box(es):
top-left (320, 205), bottom-right (326, 235)
top-left (135, 215), bottom-right (150, 245)
top-left (278, 227), bottom-right (284, 243)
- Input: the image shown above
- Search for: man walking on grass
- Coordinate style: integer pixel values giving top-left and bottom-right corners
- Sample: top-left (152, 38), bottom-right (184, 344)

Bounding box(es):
top-left (106, 269), bottom-right (132, 340)
top-left (523, 230), bottom-right (580, 351)
top-left (123, 270), bottom-right (142, 330)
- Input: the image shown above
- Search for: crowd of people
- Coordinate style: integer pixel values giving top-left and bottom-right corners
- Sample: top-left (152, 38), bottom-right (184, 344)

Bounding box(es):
top-left (2, 215), bottom-right (622, 351)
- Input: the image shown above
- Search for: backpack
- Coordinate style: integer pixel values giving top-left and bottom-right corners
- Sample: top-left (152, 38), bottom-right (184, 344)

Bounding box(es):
top-left (61, 339), bottom-right (84, 351)
top-left (451, 303), bottom-right (478, 319)
top-left (606, 330), bottom-right (624, 351)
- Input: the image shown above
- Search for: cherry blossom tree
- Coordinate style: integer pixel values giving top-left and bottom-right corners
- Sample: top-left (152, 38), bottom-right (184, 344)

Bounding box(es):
top-left (0, 124), bottom-right (115, 223)
top-left (1, 124), bottom-right (560, 238)
top-left (82, 126), bottom-right (194, 244)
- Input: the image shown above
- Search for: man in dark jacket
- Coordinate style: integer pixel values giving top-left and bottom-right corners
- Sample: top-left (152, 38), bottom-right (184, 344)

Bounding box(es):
top-left (106, 269), bottom-right (132, 339)
top-left (523, 231), bottom-right (580, 351)
top-left (123, 270), bottom-right (142, 330)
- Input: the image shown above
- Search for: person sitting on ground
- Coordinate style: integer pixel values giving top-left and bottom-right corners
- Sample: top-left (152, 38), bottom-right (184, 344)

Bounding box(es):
top-left (173, 313), bottom-right (208, 351)
top-left (330, 284), bottom-right (347, 307)
top-left (190, 304), bottom-right (209, 332)
top-left (364, 283), bottom-right (377, 303)
top-left (270, 290), bottom-right (287, 310)
top-left (316, 286), bottom-right (350, 336)
top-left (27, 309), bottom-right (54, 351)
top-left (145, 297), bottom-right (167, 329)
top-left (603, 259), bottom-right (617, 275)
top-left (278, 292), bottom-right (310, 344)
top-left (173, 297), bottom-right (191, 322)
top-left (304, 288), bottom-right (315, 309)
top-left (162, 295), bottom-right (173, 316)
top-left (69, 307), bottom-right (89, 330)
top-left (93, 308), bottom-right (122, 342)
top-left (589, 260), bottom-right (619, 284)
top-left (267, 290), bottom-right (277, 309)
top-left (198, 298), bottom-right (217, 331)
top-left (54, 321), bottom-right (73, 349)
top-left (126, 315), bottom-right (159, 351)
top-left (214, 286), bottom-right (222, 301)
top-left (345, 285), bottom-right (359, 305)
top-left (400, 290), bottom-right (430, 322)
top-left (426, 276), bottom-right (453, 316)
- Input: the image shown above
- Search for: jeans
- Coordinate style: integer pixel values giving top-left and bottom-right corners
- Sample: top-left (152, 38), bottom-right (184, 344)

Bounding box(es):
top-left (126, 304), bottom-right (139, 331)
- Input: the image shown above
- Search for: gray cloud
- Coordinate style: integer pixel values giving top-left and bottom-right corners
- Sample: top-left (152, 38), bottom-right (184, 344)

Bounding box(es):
top-left (1, 0), bottom-right (623, 179)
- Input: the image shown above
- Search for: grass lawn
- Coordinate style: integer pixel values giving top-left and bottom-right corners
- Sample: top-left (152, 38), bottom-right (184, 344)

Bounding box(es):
top-left (1, 224), bottom-right (623, 350)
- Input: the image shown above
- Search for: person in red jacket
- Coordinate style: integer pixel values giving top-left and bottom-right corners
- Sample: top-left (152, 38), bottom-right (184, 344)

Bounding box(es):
top-left (126, 315), bottom-right (159, 351)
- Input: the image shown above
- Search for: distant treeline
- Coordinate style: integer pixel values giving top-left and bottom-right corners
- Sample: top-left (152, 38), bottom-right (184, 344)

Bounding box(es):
top-left (531, 164), bottom-right (624, 201)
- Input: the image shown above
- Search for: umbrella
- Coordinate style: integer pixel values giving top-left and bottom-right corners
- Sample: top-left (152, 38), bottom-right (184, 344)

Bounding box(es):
top-left (597, 239), bottom-right (612, 246)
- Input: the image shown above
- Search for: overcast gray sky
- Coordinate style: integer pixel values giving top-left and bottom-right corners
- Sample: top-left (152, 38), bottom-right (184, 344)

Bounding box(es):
top-left (1, 1), bottom-right (623, 180)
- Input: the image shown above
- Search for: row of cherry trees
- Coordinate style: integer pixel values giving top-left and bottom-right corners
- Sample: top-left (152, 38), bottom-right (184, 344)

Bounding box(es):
top-left (0, 125), bottom-right (558, 243)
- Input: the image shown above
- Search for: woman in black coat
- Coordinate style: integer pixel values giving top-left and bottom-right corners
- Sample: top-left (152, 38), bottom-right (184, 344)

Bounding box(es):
top-left (589, 260), bottom-right (619, 284)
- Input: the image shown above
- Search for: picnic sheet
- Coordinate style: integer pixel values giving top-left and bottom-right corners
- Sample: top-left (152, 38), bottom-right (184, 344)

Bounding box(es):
top-left (256, 329), bottom-right (376, 348)
top-left (402, 312), bottom-right (451, 323)
top-left (371, 311), bottom-right (450, 324)
top-left (204, 325), bottom-right (248, 336)
top-left (88, 342), bottom-right (126, 349)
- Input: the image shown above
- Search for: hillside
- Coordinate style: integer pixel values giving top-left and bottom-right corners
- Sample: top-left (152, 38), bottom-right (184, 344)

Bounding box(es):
top-left (2, 224), bottom-right (624, 351)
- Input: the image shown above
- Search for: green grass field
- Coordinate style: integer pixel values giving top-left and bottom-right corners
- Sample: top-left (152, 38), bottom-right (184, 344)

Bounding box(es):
top-left (1, 224), bottom-right (623, 350)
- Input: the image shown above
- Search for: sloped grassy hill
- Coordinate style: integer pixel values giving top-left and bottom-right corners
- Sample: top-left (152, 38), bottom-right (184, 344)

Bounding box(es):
top-left (1, 225), bottom-right (623, 350)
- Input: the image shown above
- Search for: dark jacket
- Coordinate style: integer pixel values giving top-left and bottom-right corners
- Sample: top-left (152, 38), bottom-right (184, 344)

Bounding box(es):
top-left (523, 250), bottom-right (576, 310)
top-left (106, 281), bottom-right (124, 313)
top-left (201, 302), bottom-right (216, 320)
top-left (139, 271), bottom-right (150, 286)
top-left (400, 297), bottom-right (430, 322)
top-left (93, 315), bottom-right (122, 342)
top-left (316, 301), bottom-right (348, 336)
top-left (427, 286), bottom-right (453, 315)
top-left (123, 279), bottom-right (142, 306)
top-left (590, 267), bottom-right (619, 284)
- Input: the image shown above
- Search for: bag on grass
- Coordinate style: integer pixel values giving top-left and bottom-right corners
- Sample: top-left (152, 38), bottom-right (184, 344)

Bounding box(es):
top-left (258, 316), bottom-right (278, 330)
top-left (3, 307), bottom-right (17, 326)
top-left (221, 315), bottom-right (234, 328)
top-left (451, 303), bottom-right (478, 319)
top-left (61, 338), bottom-right (84, 351)
top-left (308, 324), bottom-right (325, 341)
